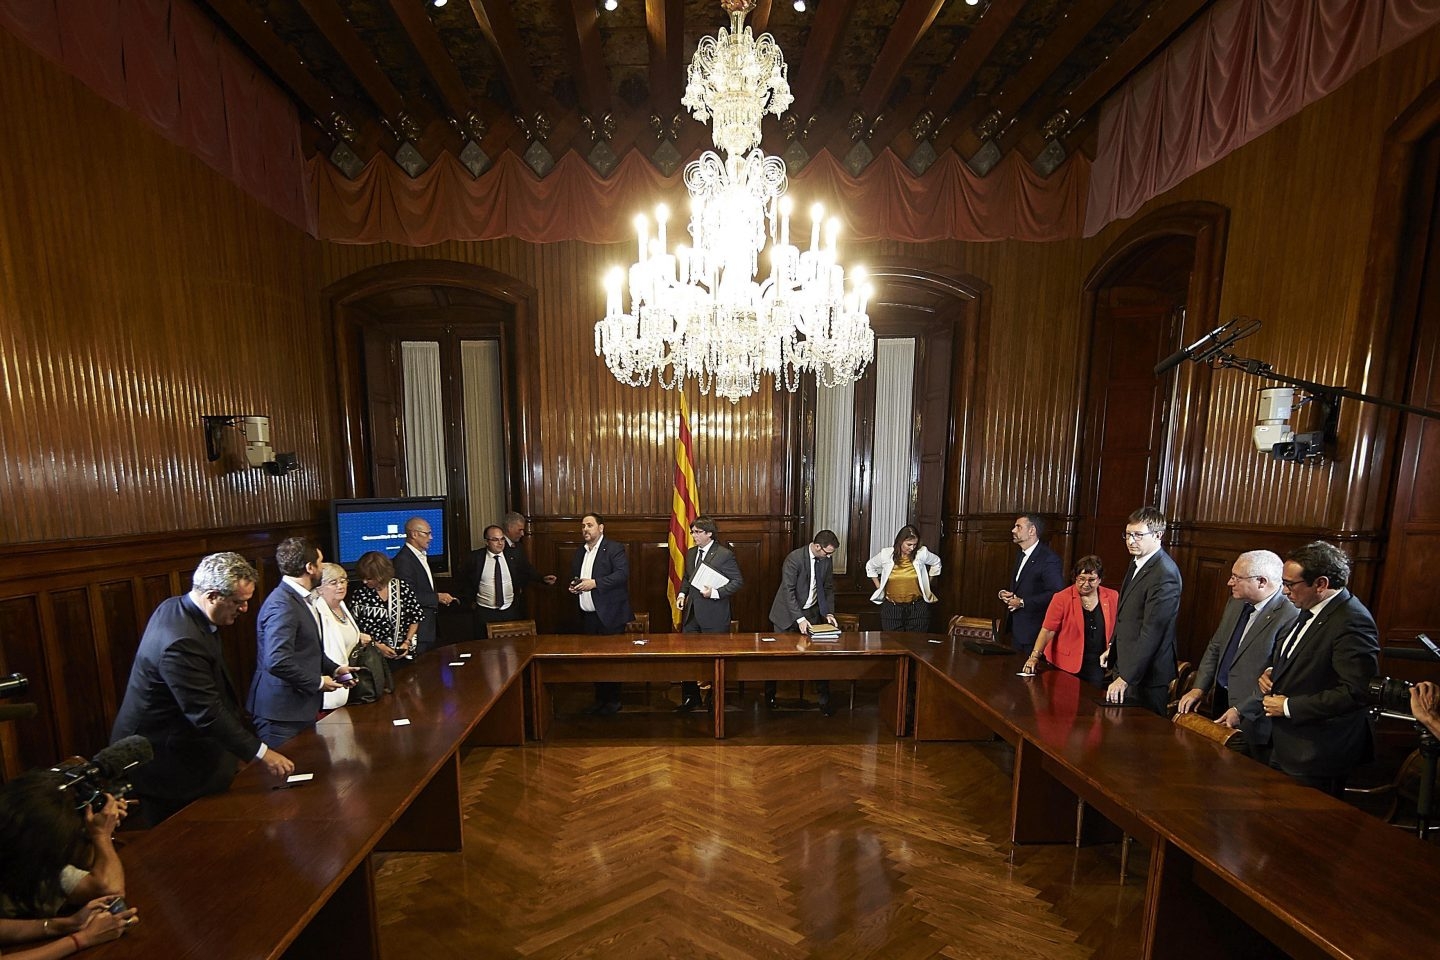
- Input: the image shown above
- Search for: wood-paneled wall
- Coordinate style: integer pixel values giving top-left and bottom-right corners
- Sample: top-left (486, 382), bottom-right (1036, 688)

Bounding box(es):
top-left (0, 30), bottom-right (327, 545)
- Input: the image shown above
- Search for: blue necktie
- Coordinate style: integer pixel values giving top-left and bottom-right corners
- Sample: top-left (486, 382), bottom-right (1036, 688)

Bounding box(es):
top-left (1216, 603), bottom-right (1255, 689)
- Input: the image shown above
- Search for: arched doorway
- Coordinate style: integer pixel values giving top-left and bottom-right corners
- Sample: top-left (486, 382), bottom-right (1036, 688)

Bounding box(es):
top-left (1074, 203), bottom-right (1229, 648)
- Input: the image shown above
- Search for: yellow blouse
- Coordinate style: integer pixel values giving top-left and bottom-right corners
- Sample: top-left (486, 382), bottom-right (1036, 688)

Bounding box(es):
top-left (884, 557), bottom-right (923, 603)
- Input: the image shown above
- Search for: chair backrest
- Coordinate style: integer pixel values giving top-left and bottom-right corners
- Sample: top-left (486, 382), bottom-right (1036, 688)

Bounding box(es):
top-left (486, 619), bottom-right (537, 640)
top-left (1166, 660), bottom-right (1197, 715)
top-left (835, 613), bottom-right (861, 633)
top-left (1172, 711), bottom-right (1240, 746)
top-left (729, 619), bottom-right (740, 633)
top-left (948, 615), bottom-right (998, 642)
top-left (624, 611), bottom-right (651, 633)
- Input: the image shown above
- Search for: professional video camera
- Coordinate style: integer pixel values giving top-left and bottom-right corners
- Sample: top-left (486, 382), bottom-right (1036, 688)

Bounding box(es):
top-left (1365, 633), bottom-right (1440, 720)
top-left (49, 736), bottom-right (152, 813)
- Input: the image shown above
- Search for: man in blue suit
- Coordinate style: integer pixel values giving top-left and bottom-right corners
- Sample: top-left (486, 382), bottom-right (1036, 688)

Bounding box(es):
top-left (569, 513), bottom-right (633, 714)
top-left (998, 513), bottom-right (1065, 654)
top-left (246, 538), bottom-right (354, 748)
top-left (111, 552), bottom-right (295, 825)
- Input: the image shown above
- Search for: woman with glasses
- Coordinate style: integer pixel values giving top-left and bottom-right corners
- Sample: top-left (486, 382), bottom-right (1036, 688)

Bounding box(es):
top-left (1023, 555), bottom-right (1117, 686)
top-left (348, 552), bottom-right (421, 663)
top-left (865, 525), bottom-right (942, 632)
top-left (314, 563), bottom-right (377, 710)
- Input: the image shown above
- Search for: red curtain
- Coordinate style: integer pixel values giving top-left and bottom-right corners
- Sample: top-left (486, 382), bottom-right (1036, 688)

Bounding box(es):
top-left (0, 0), bottom-right (313, 234)
top-left (1086, 0), bottom-right (1440, 235)
top-left (312, 145), bottom-right (1090, 246)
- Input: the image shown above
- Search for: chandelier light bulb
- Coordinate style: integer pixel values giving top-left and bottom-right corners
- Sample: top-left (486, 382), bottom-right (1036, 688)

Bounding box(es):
top-left (604, 0), bottom-right (618, 10)
top-left (794, 0), bottom-right (806, 11)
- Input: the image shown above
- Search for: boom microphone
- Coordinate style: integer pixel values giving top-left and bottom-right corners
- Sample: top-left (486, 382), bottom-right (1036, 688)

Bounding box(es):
top-left (92, 735), bottom-right (154, 778)
top-left (1155, 320), bottom-right (1238, 376)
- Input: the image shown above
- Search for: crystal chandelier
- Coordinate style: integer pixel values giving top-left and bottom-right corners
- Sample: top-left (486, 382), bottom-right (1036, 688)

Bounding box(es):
top-left (594, 0), bottom-right (874, 403)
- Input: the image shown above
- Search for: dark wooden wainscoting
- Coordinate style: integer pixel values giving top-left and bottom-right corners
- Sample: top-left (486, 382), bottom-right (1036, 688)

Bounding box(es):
top-left (0, 522), bottom-right (325, 779)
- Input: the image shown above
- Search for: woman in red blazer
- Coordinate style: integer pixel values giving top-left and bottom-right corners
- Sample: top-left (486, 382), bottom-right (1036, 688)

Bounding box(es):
top-left (1023, 555), bottom-right (1118, 686)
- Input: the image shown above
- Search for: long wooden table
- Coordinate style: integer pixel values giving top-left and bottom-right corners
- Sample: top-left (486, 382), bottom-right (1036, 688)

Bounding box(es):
top-left (902, 635), bottom-right (1440, 960)
top-left (527, 631), bottom-right (909, 738)
top-left (94, 631), bottom-right (1440, 960)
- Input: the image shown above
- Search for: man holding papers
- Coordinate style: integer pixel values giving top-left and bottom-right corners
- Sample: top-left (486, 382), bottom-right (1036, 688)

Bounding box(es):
top-left (674, 516), bottom-right (744, 711)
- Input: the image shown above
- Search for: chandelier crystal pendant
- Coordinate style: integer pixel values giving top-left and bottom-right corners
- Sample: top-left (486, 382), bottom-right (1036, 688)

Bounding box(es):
top-left (594, 0), bottom-right (874, 403)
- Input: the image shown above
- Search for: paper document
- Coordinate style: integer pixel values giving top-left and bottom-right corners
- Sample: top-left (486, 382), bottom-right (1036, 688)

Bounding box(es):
top-left (690, 564), bottom-right (730, 594)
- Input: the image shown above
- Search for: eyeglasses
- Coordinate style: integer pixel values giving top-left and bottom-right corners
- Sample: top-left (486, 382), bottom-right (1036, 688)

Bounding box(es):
top-left (1122, 530), bottom-right (1155, 542)
top-left (1281, 578), bottom-right (1305, 588)
top-left (1074, 574), bottom-right (1100, 584)
top-left (485, 536), bottom-right (505, 543)
top-left (413, 529), bottom-right (433, 538)
top-left (321, 580), bottom-right (346, 588)
top-left (1227, 574), bottom-right (1262, 583)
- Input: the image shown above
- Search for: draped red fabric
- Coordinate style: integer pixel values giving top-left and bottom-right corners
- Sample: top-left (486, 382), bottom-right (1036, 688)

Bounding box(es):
top-left (0, 0), bottom-right (313, 234)
top-left (1086, 0), bottom-right (1440, 235)
top-left (312, 145), bottom-right (1090, 246)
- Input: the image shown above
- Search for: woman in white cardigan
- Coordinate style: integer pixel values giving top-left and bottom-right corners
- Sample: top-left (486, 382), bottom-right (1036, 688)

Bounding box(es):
top-left (865, 525), bottom-right (942, 632)
top-left (315, 562), bottom-right (369, 711)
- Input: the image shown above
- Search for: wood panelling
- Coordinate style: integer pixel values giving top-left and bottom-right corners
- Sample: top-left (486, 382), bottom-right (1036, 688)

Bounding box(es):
top-left (0, 31), bottom-right (326, 545)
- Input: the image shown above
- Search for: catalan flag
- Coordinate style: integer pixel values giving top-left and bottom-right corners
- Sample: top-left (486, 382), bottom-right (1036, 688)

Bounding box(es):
top-left (667, 392), bottom-right (700, 627)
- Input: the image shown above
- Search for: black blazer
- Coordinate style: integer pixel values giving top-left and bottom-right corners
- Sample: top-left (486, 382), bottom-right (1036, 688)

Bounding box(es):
top-left (392, 545), bottom-right (438, 612)
top-left (467, 544), bottom-right (543, 613)
top-left (1111, 549), bottom-right (1183, 689)
top-left (679, 542), bottom-right (743, 632)
top-left (769, 546), bottom-right (834, 630)
top-left (1006, 542), bottom-right (1064, 648)
top-left (1261, 589), bottom-right (1379, 777)
top-left (110, 595), bottom-right (262, 804)
top-left (570, 537), bottom-right (633, 632)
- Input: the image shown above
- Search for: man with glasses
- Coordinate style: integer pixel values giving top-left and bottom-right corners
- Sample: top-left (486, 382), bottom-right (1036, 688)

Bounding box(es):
top-left (111, 552), bottom-right (295, 825)
top-left (674, 516), bottom-right (744, 711)
top-left (1103, 506), bottom-right (1182, 713)
top-left (392, 517), bottom-right (457, 655)
top-left (1177, 551), bottom-right (1297, 752)
top-left (1249, 541), bottom-right (1378, 795)
top-left (766, 530), bottom-right (841, 715)
top-left (467, 523), bottom-right (555, 632)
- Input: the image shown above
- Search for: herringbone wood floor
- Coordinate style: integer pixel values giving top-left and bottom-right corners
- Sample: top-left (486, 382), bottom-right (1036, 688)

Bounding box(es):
top-left (373, 689), bottom-right (1149, 959)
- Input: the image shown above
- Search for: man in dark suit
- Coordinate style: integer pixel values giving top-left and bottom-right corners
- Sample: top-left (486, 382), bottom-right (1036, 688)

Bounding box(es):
top-left (392, 516), bottom-right (457, 655)
top-left (569, 512), bottom-right (633, 714)
top-left (1254, 541), bottom-right (1379, 795)
top-left (674, 515), bottom-right (744, 711)
top-left (110, 552), bottom-right (295, 825)
top-left (1177, 549), bottom-right (1298, 753)
top-left (766, 530), bottom-right (840, 715)
top-left (468, 523), bottom-right (555, 633)
top-left (246, 538), bottom-right (353, 748)
top-left (998, 513), bottom-right (1065, 654)
top-left (1103, 506), bottom-right (1182, 714)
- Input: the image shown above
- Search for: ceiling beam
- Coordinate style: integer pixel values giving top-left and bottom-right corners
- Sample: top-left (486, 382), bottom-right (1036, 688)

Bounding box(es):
top-left (858, 0), bottom-right (946, 118)
top-left (922, 0), bottom-right (1026, 117)
top-left (789, 0), bottom-right (858, 121)
top-left (645, 0), bottom-right (686, 117)
top-left (294, 0), bottom-right (408, 121)
top-left (469, 0), bottom-right (547, 117)
top-left (386, 0), bottom-right (473, 120)
top-left (199, 0), bottom-right (343, 127)
top-left (564, 0), bottom-right (612, 116)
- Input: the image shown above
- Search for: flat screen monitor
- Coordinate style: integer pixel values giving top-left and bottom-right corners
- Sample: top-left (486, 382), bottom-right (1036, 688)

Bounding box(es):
top-left (330, 497), bottom-right (449, 575)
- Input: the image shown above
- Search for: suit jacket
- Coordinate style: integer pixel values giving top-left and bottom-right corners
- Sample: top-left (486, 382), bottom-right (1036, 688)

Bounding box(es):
top-left (1258, 589), bottom-right (1379, 778)
top-left (1195, 593), bottom-right (1299, 714)
top-left (467, 544), bottom-right (543, 615)
top-left (1111, 549), bottom-right (1183, 689)
top-left (1006, 542), bottom-right (1064, 649)
top-left (246, 582), bottom-right (339, 723)
top-left (769, 546), bottom-right (835, 631)
top-left (679, 542), bottom-right (743, 632)
top-left (570, 537), bottom-right (633, 632)
top-left (392, 544), bottom-right (439, 645)
top-left (110, 595), bottom-right (262, 804)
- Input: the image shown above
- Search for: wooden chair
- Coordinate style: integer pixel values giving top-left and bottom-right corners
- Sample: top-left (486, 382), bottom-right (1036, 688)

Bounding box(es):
top-left (486, 619), bottom-right (537, 640)
top-left (835, 614), bottom-right (861, 708)
top-left (624, 612), bottom-right (650, 633)
top-left (1165, 660), bottom-right (1197, 717)
top-left (947, 614), bottom-right (997, 640)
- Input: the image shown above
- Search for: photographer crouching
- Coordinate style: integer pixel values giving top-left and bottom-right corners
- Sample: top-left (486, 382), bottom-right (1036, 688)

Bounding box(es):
top-left (0, 770), bottom-right (139, 956)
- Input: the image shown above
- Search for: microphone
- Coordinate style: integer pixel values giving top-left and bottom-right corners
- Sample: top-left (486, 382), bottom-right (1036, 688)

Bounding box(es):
top-left (91, 735), bottom-right (154, 778)
top-left (0, 673), bottom-right (28, 697)
top-left (1155, 319), bottom-right (1238, 376)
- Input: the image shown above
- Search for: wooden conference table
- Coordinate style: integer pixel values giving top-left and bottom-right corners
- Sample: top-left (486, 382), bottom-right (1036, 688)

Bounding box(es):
top-left (97, 631), bottom-right (1440, 960)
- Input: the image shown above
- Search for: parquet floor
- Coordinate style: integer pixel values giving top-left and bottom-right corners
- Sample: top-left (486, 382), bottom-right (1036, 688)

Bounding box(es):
top-left (373, 687), bottom-right (1148, 959)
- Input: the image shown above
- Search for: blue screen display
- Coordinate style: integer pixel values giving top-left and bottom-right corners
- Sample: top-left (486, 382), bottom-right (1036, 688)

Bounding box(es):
top-left (331, 498), bottom-right (447, 570)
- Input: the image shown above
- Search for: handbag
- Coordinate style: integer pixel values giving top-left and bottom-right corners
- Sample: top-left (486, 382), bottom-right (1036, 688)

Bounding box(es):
top-left (347, 641), bottom-right (393, 704)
